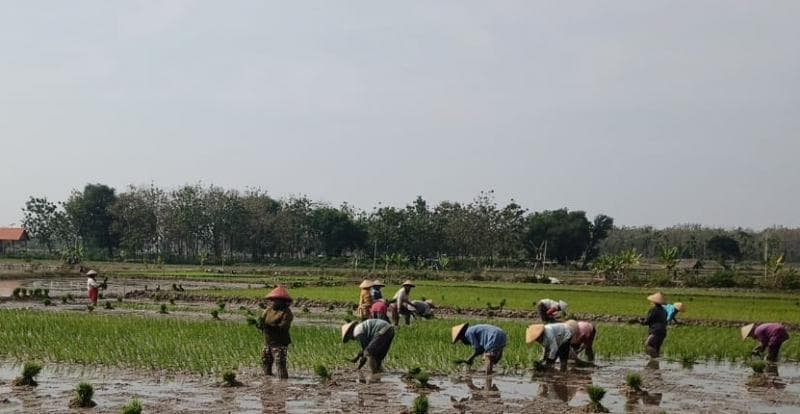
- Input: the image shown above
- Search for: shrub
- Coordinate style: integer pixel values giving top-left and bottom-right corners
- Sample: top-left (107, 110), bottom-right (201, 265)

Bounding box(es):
top-left (625, 372), bottom-right (642, 392)
top-left (707, 270), bottom-right (736, 288)
top-left (70, 382), bottom-right (96, 408)
top-left (12, 362), bottom-right (42, 386)
top-left (411, 395), bottom-right (429, 414)
top-left (121, 398), bottom-right (142, 414)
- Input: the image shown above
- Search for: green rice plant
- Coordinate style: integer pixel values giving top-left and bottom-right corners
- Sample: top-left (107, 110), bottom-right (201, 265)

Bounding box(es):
top-left (159, 304), bottom-right (168, 314)
top-left (12, 362), bottom-right (42, 386)
top-left (586, 385), bottom-right (607, 412)
top-left (169, 299), bottom-right (176, 305)
top-left (314, 364), bottom-right (331, 383)
top-left (121, 398), bottom-right (142, 414)
top-left (69, 382), bottom-right (96, 408)
top-left (117, 297), bottom-right (123, 303)
top-left (210, 309), bottom-right (220, 320)
top-left (217, 300), bottom-right (226, 311)
top-left (750, 360), bottom-right (767, 374)
top-left (104, 301), bottom-right (114, 310)
top-left (411, 395), bottom-right (429, 414)
top-left (12, 287), bottom-right (22, 298)
top-left (43, 299), bottom-right (52, 306)
top-left (626, 372), bottom-right (642, 392)
top-left (221, 370), bottom-right (243, 387)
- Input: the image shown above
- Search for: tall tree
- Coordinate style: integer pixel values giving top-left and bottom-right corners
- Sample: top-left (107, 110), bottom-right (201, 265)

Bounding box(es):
top-left (525, 209), bottom-right (591, 265)
top-left (21, 197), bottom-right (67, 253)
top-left (64, 184), bottom-right (119, 257)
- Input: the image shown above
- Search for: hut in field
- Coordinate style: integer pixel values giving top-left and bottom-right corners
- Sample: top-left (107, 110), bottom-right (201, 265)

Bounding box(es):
top-left (0, 227), bottom-right (29, 254)
top-left (675, 259), bottom-right (703, 273)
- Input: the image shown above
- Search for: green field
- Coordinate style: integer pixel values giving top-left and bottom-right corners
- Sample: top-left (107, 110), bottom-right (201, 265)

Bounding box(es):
top-left (1, 310), bottom-right (795, 375)
top-left (190, 281), bottom-right (800, 324)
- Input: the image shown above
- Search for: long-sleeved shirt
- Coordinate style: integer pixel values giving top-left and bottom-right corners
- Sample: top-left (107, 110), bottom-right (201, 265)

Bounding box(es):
top-left (542, 323), bottom-right (573, 360)
top-left (87, 278), bottom-right (99, 290)
top-left (753, 323), bottom-right (790, 350)
top-left (645, 305), bottom-right (667, 336)
top-left (392, 287), bottom-right (411, 306)
top-left (664, 304), bottom-right (679, 323)
top-left (462, 324), bottom-right (507, 354)
top-left (537, 298), bottom-right (565, 317)
top-left (571, 321), bottom-right (595, 346)
top-left (412, 300), bottom-right (432, 317)
top-left (260, 307), bottom-right (294, 346)
top-left (353, 319), bottom-right (392, 349)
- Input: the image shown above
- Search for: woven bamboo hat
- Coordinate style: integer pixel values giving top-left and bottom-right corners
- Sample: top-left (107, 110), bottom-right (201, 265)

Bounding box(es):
top-left (451, 323), bottom-right (469, 343)
top-left (647, 292), bottom-right (665, 305)
top-left (86, 270), bottom-right (98, 277)
top-left (564, 320), bottom-right (579, 335)
top-left (359, 279), bottom-right (374, 289)
top-left (341, 321), bottom-right (358, 342)
top-left (526, 324), bottom-right (546, 345)
top-left (372, 280), bottom-right (385, 287)
top-left (674, 302), bottom-right (685, 312)
top-left (266, 286), bottom-right (292, 301)
top-left (402, 280), bottom-right (416, 287)
top-left (741, 323), bottom-right (756, 340)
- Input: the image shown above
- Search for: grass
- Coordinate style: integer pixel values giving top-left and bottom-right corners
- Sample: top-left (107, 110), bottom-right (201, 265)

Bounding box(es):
top-left (189, 281), bottom-right (800, 324)
top-left (1, 310), bottom-right (797, 375)
top-left (121, 398), bottom-right (143, 414)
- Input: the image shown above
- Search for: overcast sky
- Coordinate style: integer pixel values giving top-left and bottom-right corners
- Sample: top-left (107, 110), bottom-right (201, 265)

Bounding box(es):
top-left (1, 1), bottom-right (798, 229)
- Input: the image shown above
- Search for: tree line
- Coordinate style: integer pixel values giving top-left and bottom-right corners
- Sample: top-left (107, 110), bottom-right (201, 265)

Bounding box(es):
top-left (17, 183), bottom-right (800, 267)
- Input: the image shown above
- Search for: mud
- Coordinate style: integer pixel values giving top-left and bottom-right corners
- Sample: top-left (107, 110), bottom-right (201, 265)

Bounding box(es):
top-left (2, 359), bottom-right (800, 413)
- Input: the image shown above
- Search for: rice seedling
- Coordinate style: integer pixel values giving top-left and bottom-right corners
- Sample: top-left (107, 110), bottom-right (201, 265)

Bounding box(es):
top-left (411, 394), bottom-right (429, 414)
top-left (586, 385), bottom-right (608, 412)
top-left (314, 364), bottom-right (332, 383)
top-left (42, 299), bottom-right (52, 306)
top-left (117, 297), bottom-right (123, 303)
top-left (221, 370), bottom-right (243, 387)
top-left (159, 304), bottom-right (169, 314)
top-left (217, 300), bottom-right (226, 311)
top-left (69, 382), bottom-right (96, 408)
top-left (210, 309), bottom-right (220, 320)
top-left (625, 372), bottom-right (642, 392)
top-left (169, 298), bottom-right (176, 305)
top-left (121, 398), bottom-right (143, 414)
top-left (750, 360), bottom-right (767, 374)
top-left (12, 362), bottom-right (42, 386)
top-left (105, 301), bottom-right (114, 310)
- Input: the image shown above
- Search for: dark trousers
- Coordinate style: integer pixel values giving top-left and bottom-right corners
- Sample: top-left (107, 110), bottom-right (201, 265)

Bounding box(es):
top-left (364, 327), bottom-right (395, 373)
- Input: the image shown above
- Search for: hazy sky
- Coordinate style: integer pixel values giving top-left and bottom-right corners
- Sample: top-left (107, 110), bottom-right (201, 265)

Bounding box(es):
top-left (1, 1), bottom-right (798, 229)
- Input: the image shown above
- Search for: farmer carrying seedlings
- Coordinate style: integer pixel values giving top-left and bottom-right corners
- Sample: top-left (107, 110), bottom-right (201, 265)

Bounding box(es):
top-left (564, 319), bottom-right (596, 362)
top-left (85, 270), bottom-right (100, 306)
top-left (370, 300), bottom-right (389, 321)
top-left (259, 286), bottom-right (294, 379)
top-left (390, 280), bottom-right (416, 326)
top-left (411, 299), bottom-right (435, 319)
top-left (341, 318), bottom-right (395, 373)
top-left (643, 292), bottom-right (668, 358)
top-left (535, 298), bottom-right (567, 323)
top-left (370, 279), bottom-right (385, 301)
top-left (742, 323), bottom-right (790, 362)
top-left (357, 280), bottom-right (374, 320)
top-left (663, 302), bottom-right (685, 324)
top-left (452, 323), bottom-right (507, 375)
top-left (527, 322), bottom-right (573, 371)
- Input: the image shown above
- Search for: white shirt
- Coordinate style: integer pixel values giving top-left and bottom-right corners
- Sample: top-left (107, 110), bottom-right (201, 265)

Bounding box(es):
top-left (87, 278), bottom-right (99, 289)
top-left (392, 287), bottom-right (410, 304)
top-left (542, 323), bottom-right (573, 360)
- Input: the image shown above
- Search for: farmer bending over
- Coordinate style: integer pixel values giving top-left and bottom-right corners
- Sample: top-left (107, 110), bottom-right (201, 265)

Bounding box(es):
top-left (370, 300), bottom-right (389, 322)
top-left (643, 292), bottom-right (668, 358)
top-left (259, 286), bottom-right (294, 379)
top-left (452, 323), bottom-right (507, 375)
top-left (370, 280), bottom-right (385, 301)
top-left (664, 302), bottom-right (685, 324)
top-left (390, 280), bottom-right (415, 326)
top-left (742, 323), bottom-right (790, 363)
top-left (536, 298), bottom-right (567, 323)
top-left (527, 322), bottom-right (573, 371)
top-left (411, 299), bottom-right (435, 319)
top-left (564, 319), bottom-right (596, 362)
top-left (342, 318), bottom-right (395, 373)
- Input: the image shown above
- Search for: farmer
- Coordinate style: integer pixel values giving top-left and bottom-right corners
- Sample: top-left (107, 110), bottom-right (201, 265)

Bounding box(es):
top-left (664, 302), bottom-right (685, 324)
top-left (342, 318), bottom-right (395, 373)
top-left (259, 286), bottom-right (294, 379)
top-left (564, 319), bottom-right (596, 362)
top-left (370, 300), bottom-right (389, 322)
top-left (411, 299), bottom-right (435, 319)
top-left (742, 323), bottom-right (790, 363)
top-left (86, 270), bottom-right (100, 306)
top-left (390, 280), bottom-right (416, 326)
top-left (370, 280), bottom-right (385, 302)
top-left (452, 323), bottom-right (507, 375)
top-left (536, 298), bottom-right (568, 323)
top-left (527, 322), bottom-right (573, 371)
top-left (357, 280), bottom-right (374, 320)
top-left (643, 292), bottom-right (668, 358)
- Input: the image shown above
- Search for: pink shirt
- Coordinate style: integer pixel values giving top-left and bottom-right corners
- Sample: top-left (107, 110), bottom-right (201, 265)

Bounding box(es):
top-left (571, 321), bottom-right (595, 345)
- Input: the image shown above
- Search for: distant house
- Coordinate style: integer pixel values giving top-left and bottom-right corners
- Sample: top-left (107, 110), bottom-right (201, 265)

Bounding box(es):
top-left (675, 259), bottom-right (703, 272)
top-left (0, 227), bottom-right (29, 254)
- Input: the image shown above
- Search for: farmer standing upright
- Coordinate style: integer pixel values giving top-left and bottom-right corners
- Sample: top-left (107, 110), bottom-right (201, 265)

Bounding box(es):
top-left (451, 323), bottom-right (507, 375)
top-left (357, 280), bottom-right (374, 320)
top-left (391, 280), bottom-right (415, 326)
top-left (86, 270), bottom-right (100, 306)
top-left (742, 323), bottom-right (790, 362)
top-left (643, 292), bottom-right (668, 358)
top-left (342, 318), bottom-right (396, 373)
top-left (259, 286), bottom-right (294, 379)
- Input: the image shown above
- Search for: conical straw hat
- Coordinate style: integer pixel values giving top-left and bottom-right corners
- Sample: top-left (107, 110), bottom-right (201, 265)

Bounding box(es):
top-left (402, 280), bottom-right (416, 287)
top-left (341, 322), bottom-right (358, 342)
top-left (526, 324), bottom-right (545, 345)
top-left (451, 323), bottom-right (468, 343)
top-left (674, 302), bottom-right (685, 312)
top-left (359, 279), bottom-right (374, 289)
top-left (646, 292), bottom-right (665, 305)
top-left (564, 320), bottom-right (579, 335)
top-left (372, 280), bottom-right (385, 287)
top-left (266, 286), bottom-right (292, 301)
top-left (741, 323), bottom-right (755, 340)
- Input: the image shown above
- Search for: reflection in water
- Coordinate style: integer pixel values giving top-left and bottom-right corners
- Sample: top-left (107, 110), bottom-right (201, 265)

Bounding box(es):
top-left (0, 280), bottom-right (21, 297)
top-left (261, 381), bottom-right (287, 414)
top-left (462, 375), bottom-right (503, 409)
top-left (536, 367), bottom-right (593, 404)
top-left (625, 391), bottom-right (663, 412)
top-left (646, 359), bottom-right (660, 371)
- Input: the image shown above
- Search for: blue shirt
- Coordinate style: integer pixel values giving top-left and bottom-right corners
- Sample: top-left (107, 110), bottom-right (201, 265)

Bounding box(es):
top-left (664, 304), bottom-right (678, 322)
top-left (462, 324), bottom-right (507, 354)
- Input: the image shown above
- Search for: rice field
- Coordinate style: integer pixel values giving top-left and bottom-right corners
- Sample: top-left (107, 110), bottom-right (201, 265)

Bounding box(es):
top-left (0, 310), bottom-right (795, 375)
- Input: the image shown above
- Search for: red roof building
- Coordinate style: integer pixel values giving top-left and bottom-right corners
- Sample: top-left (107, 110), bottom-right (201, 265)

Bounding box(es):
top-left (0, 227), bottom-right (28, 253)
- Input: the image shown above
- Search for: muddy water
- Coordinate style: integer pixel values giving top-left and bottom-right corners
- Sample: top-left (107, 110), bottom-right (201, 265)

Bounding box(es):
top-left (5, 278), bottom-right (255, 298)
top-left (2, 359), bottom-right (800, 413)
top-left (0, 281), bottom-right (20, 298)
